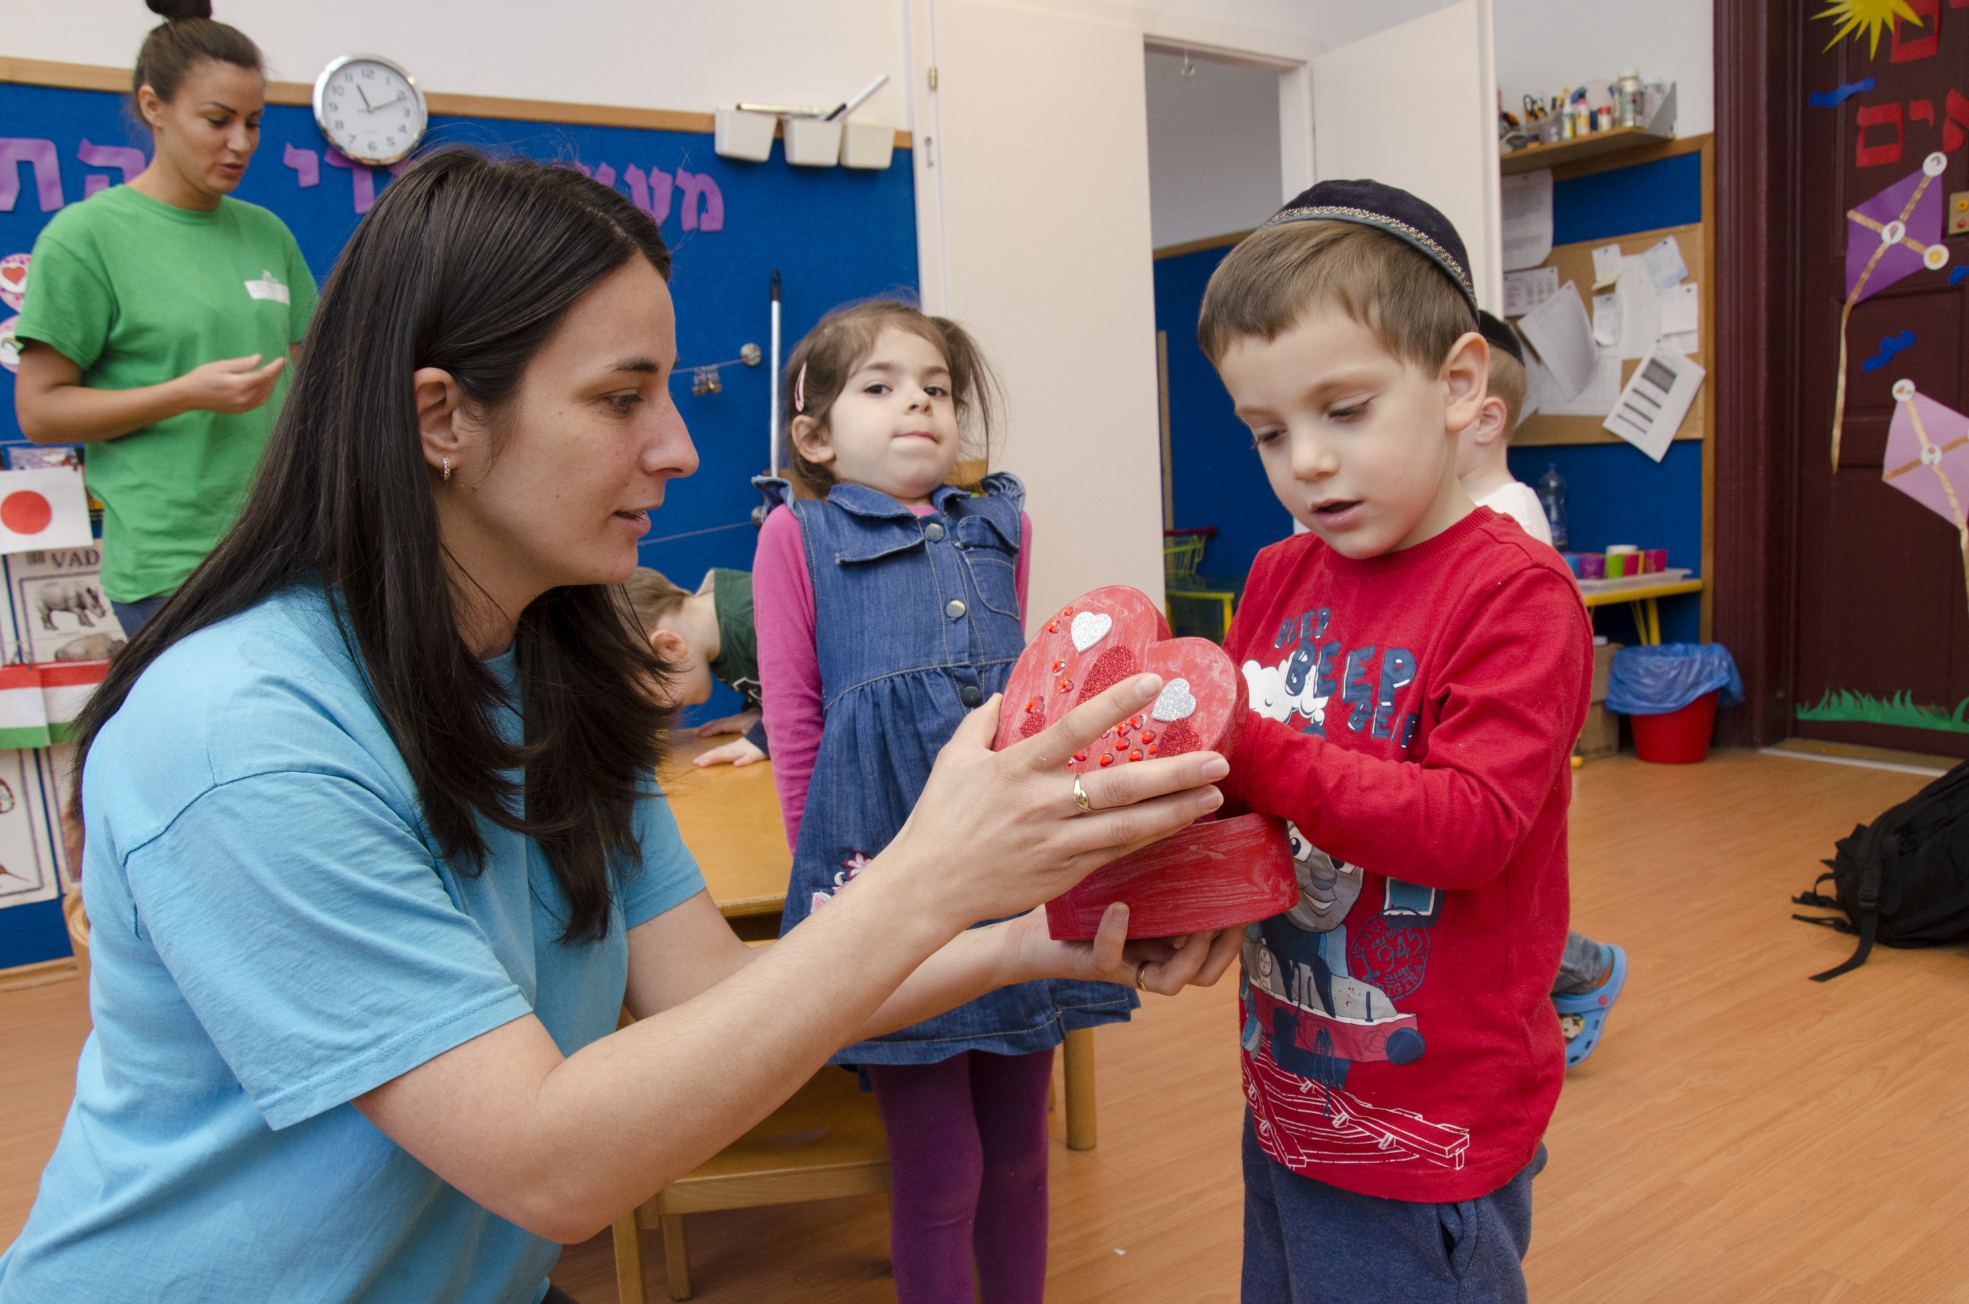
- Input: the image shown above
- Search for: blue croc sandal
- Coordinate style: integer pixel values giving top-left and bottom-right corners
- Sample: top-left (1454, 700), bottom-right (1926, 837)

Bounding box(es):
top-left (1554, 943), bottom-right (1627, 1068)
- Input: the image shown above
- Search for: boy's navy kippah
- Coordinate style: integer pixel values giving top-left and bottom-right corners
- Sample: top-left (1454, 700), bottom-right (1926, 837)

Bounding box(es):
top-left (1477, 310), bottom-right (1524, 366)
top-left (1262, 179), bottom-right (1480, 320)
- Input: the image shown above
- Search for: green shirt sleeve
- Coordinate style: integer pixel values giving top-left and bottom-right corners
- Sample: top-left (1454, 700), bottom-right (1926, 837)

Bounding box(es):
top-left (15, 225), bottom-right (115, 371)
top-left (283, 227), bottom-right (318, 345)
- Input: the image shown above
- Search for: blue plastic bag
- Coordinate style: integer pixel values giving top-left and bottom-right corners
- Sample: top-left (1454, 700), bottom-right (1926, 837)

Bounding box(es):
top-left (1604, 643), bottom-right (1744, 715)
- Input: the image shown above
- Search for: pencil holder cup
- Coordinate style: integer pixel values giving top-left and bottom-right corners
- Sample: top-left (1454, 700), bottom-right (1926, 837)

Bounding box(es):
top-left (713, 110), bottom-right (777, 162)
top-left (842, 121), bottom-right (896, 170)
top-left (784, 118), bottom-right (843, 167)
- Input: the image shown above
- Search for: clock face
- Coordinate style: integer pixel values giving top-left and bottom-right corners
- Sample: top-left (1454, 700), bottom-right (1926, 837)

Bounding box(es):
top-left (314, 55), bottom-right (427, 167)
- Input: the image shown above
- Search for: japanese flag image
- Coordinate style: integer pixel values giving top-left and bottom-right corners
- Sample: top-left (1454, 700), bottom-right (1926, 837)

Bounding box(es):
top-left (0, 468), bottom-right (91, 554)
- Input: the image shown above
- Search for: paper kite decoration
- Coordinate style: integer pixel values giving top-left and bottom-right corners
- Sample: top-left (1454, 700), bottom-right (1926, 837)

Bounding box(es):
top-left (1882, 379), bottom-right (1969, 609)
top-left (1832, 152), bottom-right (1952, 469)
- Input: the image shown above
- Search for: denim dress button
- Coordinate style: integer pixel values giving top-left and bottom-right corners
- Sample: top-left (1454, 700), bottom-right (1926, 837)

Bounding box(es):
top-left (924, 522), bottom-right (946, 542)
top-left (945, 599), bottom-right (967, 619)
top-left (960, 684), bottom-right (983, 707)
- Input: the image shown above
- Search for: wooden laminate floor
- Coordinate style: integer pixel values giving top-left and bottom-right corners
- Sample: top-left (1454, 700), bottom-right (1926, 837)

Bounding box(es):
top-left (5, 750), bottom-right (1966, 1301)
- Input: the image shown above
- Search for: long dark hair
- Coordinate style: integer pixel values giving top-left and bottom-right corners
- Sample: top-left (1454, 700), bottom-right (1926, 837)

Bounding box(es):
top-left (73, 150), bottom-right (677, 943)
top-left (136, 0), bottom-right (262, 105)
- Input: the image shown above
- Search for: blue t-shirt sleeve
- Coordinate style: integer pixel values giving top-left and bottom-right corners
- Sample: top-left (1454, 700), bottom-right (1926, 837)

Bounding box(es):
top-left (123, 770), bottom-right (536, 1132)
top-left (622, 781), bottom-right (708, 930)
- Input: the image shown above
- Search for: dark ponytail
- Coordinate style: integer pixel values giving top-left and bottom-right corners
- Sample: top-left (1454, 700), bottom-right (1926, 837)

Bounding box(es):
top-left (72, 151), bottom-right (680, 944)
top-left (135, 0), bottom-right (262, 106)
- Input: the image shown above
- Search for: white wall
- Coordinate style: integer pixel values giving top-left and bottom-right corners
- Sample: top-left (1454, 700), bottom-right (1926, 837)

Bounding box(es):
top-left (1306, 0), bottom-right (1715, 138)
top-left (2, 1), bottom-right (917, 131)
top-left (1144, 49), bottom-right (1282, 249)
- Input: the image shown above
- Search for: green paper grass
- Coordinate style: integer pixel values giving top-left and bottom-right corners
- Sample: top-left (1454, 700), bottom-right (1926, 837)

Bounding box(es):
top-left (1796, 687), bottom-right (1969, 734)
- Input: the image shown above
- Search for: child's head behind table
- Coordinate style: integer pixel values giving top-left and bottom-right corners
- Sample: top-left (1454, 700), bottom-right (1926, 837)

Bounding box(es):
top-left (784, 299), bottom-right (998, 504)
top-left (1199, 179), bottom-right (1490, 561)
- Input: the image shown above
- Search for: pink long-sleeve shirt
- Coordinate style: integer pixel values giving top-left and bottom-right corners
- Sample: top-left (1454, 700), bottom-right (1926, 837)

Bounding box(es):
top-left (754, 500), bottom-right (1033, 850)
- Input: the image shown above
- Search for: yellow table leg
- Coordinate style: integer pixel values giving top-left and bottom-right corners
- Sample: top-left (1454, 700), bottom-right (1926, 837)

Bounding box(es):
top-left (1626, 597), bottom-right (1663, 645)
top-left (612, 1211), bottom-right (647, 1304)
top-left (1063, 1027), bottom-right (1097, 1151)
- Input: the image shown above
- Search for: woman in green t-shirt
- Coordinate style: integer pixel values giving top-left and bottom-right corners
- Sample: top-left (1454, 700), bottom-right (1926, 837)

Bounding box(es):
top-left (13, 0), bottom-right (317, 635)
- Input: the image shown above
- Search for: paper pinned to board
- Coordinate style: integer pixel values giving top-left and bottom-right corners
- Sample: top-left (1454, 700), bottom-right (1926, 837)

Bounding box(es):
top-left (1641, 237), bottom-right (1690, 292)
top-left (1501, 168), bottom-right (1554, 272)
top-left (1658, 282), bottom-right (1700, 336)
top-left (1503, 266), bottom-right (1559, 318)
top-left (1603, 345), bottom-right (1706, 461)
top-left (1664, 328), bottom-right (1699, 355)
top-left (1592, 292), bottom-right (1621, 348)
top-left (1617, 256), bottom-right (1662, 360)
top-left (1516, 280), bottom-right (1597, 399)
top-left (1591, 244), bottom-right (1624, 289)
top-left (1540, 347), bottom-right (1625, 417)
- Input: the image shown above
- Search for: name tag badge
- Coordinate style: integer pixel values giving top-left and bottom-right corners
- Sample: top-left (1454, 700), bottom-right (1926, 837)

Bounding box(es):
top-left (244, 269), bottom-right (291, 305)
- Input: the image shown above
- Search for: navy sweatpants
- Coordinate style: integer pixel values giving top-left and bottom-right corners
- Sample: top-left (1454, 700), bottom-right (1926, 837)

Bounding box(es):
top-left (1242, 1113), bottom-right (1544, 1304)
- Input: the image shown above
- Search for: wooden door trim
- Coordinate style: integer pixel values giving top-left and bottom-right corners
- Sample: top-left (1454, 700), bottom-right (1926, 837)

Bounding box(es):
top-left (1711, 2), bottom-right (1802, 747)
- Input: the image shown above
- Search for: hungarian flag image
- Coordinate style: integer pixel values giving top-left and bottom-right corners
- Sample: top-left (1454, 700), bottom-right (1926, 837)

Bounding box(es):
top-left (0, 663), bottom-right (50, 749)
top-left (39, 660), bottom-right (108, 744)
top-left (0, 467), bottom-right (91, 554)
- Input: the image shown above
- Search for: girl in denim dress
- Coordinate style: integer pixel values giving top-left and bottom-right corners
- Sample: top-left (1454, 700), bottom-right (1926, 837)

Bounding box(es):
top-left (754, 300), bottom-right (1135, 1302)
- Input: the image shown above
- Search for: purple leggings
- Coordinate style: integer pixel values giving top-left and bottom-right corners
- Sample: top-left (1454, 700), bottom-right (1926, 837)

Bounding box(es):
top-left (865, 1048), bottom-right (1055, 1303)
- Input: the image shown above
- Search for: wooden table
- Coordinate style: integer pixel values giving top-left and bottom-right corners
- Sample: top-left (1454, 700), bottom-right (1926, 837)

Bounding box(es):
top-left (1579, 577), bottom-right (1705, 645)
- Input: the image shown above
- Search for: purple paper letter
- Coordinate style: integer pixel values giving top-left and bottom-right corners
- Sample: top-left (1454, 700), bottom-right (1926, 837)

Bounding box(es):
top-left (325, 148), bottom-right (376, 214)
top-left (625, 165), bottom-right (673, 225)
top-left (77, 139), bottom-right (147, 197)
top-left (675, 169), bottom-right (724, 232)
top-left (284, 143), bottom-right (320, 188)
top-left (0, 139), bottom-right (64, 213)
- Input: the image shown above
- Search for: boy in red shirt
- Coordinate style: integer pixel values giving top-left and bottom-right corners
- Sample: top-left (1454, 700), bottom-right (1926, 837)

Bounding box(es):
top-left (1198, 180), bottom-right (1593, 1303)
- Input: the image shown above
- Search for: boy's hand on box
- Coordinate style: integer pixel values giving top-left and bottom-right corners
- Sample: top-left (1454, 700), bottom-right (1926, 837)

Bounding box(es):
top-left (694, 738), bottom-right (766, 768)
top-left (1000, 902), bottom-right (1244, 996)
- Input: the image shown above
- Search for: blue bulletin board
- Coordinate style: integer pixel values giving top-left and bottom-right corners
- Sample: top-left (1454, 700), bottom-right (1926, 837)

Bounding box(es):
top-left (0, 77), bottom-right (918, 968)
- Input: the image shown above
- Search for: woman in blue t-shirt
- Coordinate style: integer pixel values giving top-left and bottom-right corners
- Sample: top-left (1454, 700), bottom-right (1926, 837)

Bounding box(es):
top-left (0, 151), bottom-right (1241, 1304)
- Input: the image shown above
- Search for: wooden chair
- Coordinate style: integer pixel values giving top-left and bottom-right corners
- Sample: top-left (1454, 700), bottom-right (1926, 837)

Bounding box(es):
top-left (611, 1025), bottom-right (1100, 1302)
top-left (612, 1063), bottom-right (892, 1302)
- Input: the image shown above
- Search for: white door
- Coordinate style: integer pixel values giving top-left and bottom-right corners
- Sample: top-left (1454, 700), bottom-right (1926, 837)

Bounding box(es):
top-left (907, 0), bottom-right (1166, 621)
top-left (1310, 0), bottom-right (1502, 312)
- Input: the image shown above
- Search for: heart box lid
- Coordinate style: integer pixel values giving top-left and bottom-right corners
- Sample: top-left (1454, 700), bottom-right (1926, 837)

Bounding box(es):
top-left (990, 585), bottom-right (1295, 939)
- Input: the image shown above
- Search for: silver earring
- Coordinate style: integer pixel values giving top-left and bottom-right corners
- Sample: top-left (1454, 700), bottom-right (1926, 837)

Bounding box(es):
top-left (441, 455), bottom-right (452, 482)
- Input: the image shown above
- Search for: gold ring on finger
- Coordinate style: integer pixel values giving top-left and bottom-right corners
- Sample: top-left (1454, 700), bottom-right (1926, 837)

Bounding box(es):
top-left (1135, 963), bottom-right (1151, 992)
top-left (1072, 774), bottom-right (1095, 816)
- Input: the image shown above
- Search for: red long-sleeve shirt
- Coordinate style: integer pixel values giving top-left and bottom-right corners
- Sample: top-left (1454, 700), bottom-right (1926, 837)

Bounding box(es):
top-left (1221, 506), bottom-right (1592, 1203)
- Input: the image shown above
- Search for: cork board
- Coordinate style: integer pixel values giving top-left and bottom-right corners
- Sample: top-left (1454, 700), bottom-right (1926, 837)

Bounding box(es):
top-left (1511, 221), bottom-right (1709, 447)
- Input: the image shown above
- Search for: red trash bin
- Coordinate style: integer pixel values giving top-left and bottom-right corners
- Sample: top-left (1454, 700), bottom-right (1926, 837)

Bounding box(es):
top-left (1629, 689), bottom-right (1719, 764)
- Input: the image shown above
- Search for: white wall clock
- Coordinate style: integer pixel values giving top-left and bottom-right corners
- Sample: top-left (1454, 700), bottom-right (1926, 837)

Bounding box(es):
top-left (313, 54), bottom-right (428, 167)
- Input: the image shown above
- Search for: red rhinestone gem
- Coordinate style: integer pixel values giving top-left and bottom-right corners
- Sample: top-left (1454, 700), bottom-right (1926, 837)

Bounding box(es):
top-left (1051, 659), bottom-right (1065, 673)
top-left (1073, 751), bottom-right (1087, 763)
top-left (1147, 744), bottom-right (1159, 755)
top-left (1025, 697), bottom-right (1041, 713)
top-left (1046, 621), bottom-right (1059, 633)
top-left (1058, 678), bottom-right (1072, 692)
top-left (1099, 753), bottom-right (1114, 767)
top-left (1129, 750), bottom-right (1143, 762)
top-left (1141, 730), bottom-right (1156, 744)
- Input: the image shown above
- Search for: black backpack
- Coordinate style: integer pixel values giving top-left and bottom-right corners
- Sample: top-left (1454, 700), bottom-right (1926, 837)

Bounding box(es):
top-left (1792, 758), bottom-right (1969, 981)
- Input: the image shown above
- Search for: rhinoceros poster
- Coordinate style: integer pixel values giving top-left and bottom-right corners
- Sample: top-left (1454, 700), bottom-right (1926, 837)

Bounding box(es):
top-left (3, 546), bottom-right (125, 665)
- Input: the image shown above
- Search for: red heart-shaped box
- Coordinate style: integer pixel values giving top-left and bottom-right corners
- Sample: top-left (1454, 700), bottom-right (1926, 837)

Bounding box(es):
top-left (991, 585), bottom-right (1296, 939)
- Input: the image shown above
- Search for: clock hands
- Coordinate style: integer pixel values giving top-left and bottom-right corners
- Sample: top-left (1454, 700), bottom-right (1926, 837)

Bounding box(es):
top-left (355, 81), bottom-right (374, 112)
top-left (359, 93), bottom-right (409, 115)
